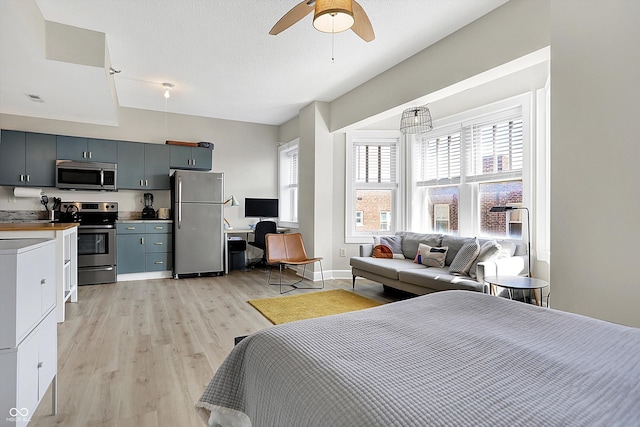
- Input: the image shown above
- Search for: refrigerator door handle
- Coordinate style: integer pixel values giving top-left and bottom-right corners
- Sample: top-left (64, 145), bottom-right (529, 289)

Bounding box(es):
top-left (178, 176), bottom-right (182, 229)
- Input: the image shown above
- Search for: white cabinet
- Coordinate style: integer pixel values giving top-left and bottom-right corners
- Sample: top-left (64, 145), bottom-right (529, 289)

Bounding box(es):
top-left (0, 239), bottom-right (57, 426)
top-left (0, 224), bottom-right (78, 323)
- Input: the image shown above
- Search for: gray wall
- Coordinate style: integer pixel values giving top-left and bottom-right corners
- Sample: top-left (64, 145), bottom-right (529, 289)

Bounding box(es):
top-left (550, 0), bottom-right (640, 327)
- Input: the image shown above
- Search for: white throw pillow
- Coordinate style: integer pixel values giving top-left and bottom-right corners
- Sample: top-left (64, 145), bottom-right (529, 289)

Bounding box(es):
top-left (469, 240), bottom-right (502, 279)
top-left (414, 243), bottom-right (448, 268)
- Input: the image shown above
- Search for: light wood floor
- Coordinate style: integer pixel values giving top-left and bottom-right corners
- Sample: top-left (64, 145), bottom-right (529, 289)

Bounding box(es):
top-left (30, 269), bottom-right (396, 427)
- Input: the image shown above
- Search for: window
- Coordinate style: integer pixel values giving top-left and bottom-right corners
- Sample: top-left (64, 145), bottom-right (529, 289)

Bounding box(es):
top-left (411, 100), bottom-right (528, 239)
top-left (278, 140), bottom-right (299, 226)
top-left (346, 131), bottom-right (400, 242)
top-left (380, 211), bottom-right (391, 231)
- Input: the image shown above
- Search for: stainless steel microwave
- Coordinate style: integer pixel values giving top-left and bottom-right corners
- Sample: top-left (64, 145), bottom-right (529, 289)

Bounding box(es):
top-left (56, 160), bottom-right (117, 191)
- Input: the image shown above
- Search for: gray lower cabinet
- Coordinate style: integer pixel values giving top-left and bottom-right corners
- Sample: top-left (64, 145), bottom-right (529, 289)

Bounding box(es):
top-left (117, 142), bottom-right (170, 190)
top-left (169, 145), bottom-right (212, 171)
top-left (0, 130), bottom-right (56, 187)
top-left (56, 136), bottom-right (117, 163)
top-left (117, 222), bottom-right (172, 274)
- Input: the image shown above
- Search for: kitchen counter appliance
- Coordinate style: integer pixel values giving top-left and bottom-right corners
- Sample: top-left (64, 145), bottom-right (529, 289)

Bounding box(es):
top-left (59, 202), bottom-right (118, 285)
top-left (56, 160), bottom-right (117, 191)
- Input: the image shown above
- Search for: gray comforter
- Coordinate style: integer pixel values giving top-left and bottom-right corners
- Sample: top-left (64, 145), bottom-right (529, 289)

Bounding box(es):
top-left (196, 290), bottom-right (640, 426)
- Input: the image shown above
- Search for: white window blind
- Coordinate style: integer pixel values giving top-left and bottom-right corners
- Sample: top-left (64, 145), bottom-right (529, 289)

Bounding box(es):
top-left (278, 141), bottom-right (299, 224)
top-left (465, 110), bottom-right (523, 183)
top-left (416, 131), bottom-right (461, 186)
top-left (288, 149), bottom-right (298, 189)
top-left (353, 142), bottom-right (396, 184)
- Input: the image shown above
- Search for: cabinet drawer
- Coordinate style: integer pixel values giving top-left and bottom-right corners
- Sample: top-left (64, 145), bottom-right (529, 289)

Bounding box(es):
top-left (146, 253), bottom-right (172, 271)
top-left (145, 234), bottom-right (171, 253)
top-left (145, 223), bottom-right (172, 234)
top-left (117, 223), bottom-right (144, 234)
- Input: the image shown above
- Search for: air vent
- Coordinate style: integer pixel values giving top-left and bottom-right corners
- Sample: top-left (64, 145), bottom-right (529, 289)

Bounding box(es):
top-left (26, 94), bottom-right (44, 103)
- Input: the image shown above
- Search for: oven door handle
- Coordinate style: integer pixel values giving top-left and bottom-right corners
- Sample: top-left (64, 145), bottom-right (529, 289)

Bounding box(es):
top-left (80, 266), bottom-right (115, 272)
top-left (178, 175), bottom-right (182, 229)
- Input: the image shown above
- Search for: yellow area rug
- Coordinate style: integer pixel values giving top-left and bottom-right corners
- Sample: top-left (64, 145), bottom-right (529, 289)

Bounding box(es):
top-left (248, 289), bottom-right (384, 325)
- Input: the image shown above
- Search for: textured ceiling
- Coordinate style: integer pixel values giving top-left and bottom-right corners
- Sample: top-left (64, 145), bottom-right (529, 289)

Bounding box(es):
top-left (0, 0), bottom-right (509, 127)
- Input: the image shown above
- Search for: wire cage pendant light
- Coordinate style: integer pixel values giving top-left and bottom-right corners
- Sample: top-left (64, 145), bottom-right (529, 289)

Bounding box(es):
top-left (399, 106), bottom-right (433, 134)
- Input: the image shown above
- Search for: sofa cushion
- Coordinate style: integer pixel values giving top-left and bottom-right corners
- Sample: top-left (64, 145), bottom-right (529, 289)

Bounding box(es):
top-left (441, 235), bottom-right (471, 266)
top-left (395, 232), bottom-right (442, 259)
top-left (350, 257), bottom-right (425, 280)
top-left (469, 240), bottom-right (501, 279)
top-left (496, 240), bottom-right (517, 258)
top-left (449, 238), bottom-right (480, 275)
top-left (399, 269), bottom-right (485, 292)
top-left (374, 235), bottom-right (405, 259)
top-left (415, 243), bottom-right (448, 268)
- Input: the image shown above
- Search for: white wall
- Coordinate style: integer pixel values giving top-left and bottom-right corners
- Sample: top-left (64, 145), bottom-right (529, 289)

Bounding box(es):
top-left (550, 0), bottom-right (640, 327)
top-left (0, 107), bottom-right (279, 227)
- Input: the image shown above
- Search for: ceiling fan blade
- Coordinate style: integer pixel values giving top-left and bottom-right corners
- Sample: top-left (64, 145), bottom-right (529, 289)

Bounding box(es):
top-left (269, 0), bottom-right (315, 35)
top-left (351, 0), bottom-right (375, 42)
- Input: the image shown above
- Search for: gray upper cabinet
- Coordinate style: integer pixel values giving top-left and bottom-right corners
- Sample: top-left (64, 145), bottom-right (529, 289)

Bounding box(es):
top-left (117, 141), bottom-right (170, 190)
top-left (169, 145), bottom-right (212, 171)
top-left (57, 135), bottom-right (117, 163)
top-left (0, 130), bottom-right (56, 187)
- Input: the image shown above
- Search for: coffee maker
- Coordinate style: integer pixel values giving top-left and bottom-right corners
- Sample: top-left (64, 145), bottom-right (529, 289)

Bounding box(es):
top-left (142, 193), bottom-right (156, 219)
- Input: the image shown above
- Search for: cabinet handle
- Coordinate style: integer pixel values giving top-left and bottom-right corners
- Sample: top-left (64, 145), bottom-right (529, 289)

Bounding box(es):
top-left (155, 261), bottom-right (164, 264)
top-left (126, 227), bottom-right (136, 230)
top-left (20, 174), bottom-right (25, 182)
top-left (140, 179), bottom-right (144, 187)
top-left (154, 242), bottom-right (163, 245)
top-left (89, 151), bottom-right (92, 159)
top-left (26, 175), bottom-right (30, 182)
top-left (141, 237), bottom-right (144, 244)
top-left (41, 279), bottom-right (46, 285)
top-left (145, 179), bottom-right (149, 186)
top-left (187, 159), bottom-right (191, 165)
top-left (83, 151), bottom-right (87, 158)
top-left (192, 158), bottom-right (196, 166)
top-left (154, 226), bottom-right (163, 230)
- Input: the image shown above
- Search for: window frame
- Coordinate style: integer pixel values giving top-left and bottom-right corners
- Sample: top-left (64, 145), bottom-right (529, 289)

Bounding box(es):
top-left (345, 130), bottom-right (402, 243)
top-left (408, 94), bottom-right (532, 239)
top-left (278, 139), bottom-right (299, 228)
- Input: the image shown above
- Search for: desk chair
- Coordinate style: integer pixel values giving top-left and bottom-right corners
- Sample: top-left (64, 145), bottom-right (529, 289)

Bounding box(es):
top-left (265, 233), bottom-right (325, 294)
top-left (248, 220), bottom-right (277, 267)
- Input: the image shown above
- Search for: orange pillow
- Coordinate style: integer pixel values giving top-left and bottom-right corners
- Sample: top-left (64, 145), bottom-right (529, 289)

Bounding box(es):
top-left (372, 244), bottom-right (393, 258)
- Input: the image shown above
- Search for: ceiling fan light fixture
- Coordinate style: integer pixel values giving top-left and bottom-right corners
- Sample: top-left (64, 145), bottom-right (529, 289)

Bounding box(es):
top-left (313, 0), bottom-right (354, 33)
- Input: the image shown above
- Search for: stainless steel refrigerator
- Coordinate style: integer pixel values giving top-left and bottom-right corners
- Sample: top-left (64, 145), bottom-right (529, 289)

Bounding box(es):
top-left (172, 170), bottom-right (224, 277)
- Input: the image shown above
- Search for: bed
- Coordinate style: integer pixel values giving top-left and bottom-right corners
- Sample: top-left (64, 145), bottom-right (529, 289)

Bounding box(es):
top-left (196, 290), bottom-right (640, 426)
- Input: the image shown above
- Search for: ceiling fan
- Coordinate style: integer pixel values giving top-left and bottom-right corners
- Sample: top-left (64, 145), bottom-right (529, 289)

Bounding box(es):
top-left (270, 0), bottom-right (375, 42)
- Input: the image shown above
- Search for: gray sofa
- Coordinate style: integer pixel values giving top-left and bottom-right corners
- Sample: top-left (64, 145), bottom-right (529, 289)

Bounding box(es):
top-left (351, 231), bottom-right (527, 295)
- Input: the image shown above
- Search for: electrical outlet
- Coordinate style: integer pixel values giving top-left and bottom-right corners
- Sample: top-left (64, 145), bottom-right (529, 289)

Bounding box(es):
top-left (339, 248), bottom-right (346, 257)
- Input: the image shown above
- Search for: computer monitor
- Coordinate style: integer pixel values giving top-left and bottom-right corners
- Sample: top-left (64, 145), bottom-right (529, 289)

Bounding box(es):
top-left (244, 198), bottom-right (278, 219)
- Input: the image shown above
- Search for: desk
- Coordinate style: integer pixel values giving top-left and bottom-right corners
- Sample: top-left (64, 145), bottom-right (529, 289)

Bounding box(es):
top-left (224, 228), bottom-right (289, 274)
top-left (484, 276), bottom-right (549, 307)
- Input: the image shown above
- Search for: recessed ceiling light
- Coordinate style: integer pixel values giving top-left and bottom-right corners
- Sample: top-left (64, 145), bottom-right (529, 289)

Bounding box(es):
top-left (26, 94), bottom-right (44, 103)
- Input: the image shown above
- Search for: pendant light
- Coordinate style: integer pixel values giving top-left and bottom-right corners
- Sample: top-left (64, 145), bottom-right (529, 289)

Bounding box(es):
top-left (313, 0), bottom-right (355, 33)
top-left (399, 106), bottom-right (433, 134)
top-left (162, 82), bottom-right (174, 99)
